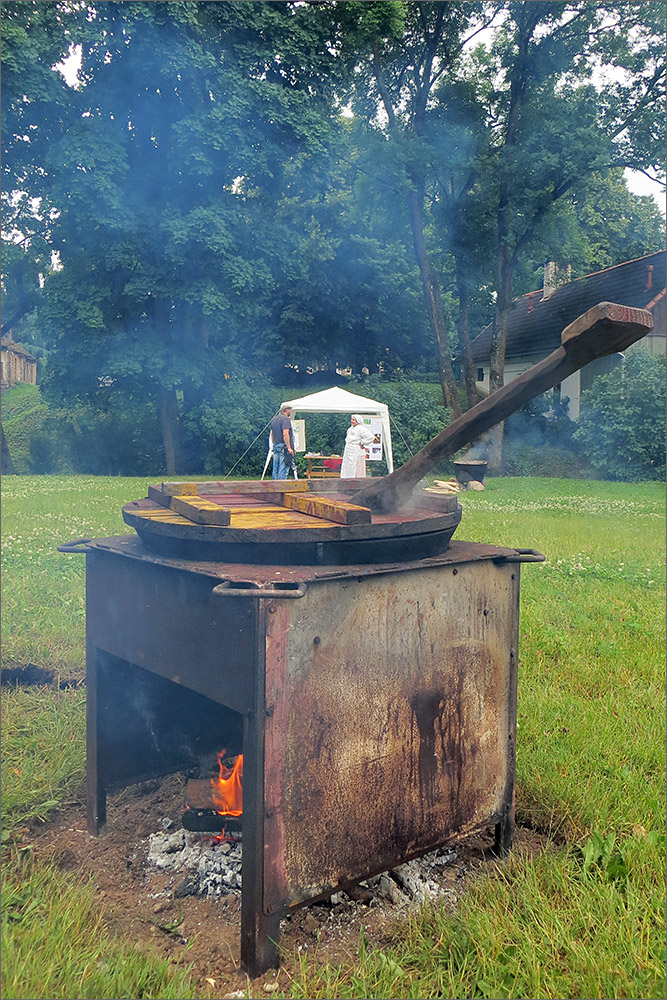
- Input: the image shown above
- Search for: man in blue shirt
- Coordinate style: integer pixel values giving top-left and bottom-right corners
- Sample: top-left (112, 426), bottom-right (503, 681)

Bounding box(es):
top-left (270, 405), bottom-right (295, 480)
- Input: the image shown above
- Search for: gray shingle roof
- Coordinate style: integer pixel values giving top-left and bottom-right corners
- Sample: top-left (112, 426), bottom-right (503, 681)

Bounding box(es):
top-left (464, 251), bottom-right (665, 363)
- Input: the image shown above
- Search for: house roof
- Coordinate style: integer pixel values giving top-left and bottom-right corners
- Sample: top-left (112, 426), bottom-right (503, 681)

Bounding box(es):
top-left (464, 250), bottom-right (666, 363)
top-left (0, 337), bottom-right (36, 361)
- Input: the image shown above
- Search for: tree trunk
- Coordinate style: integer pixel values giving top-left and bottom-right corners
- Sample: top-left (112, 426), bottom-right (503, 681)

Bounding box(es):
top-left (408, 188), bottom-right (463, 419)
top-left (456, 261), bottom-right (481, 409)
top-left (159, 386), bottom-right (183, 475)
top-left (487, 252), bottom-right (514, 469)
top-left (180, 309), bottom-right (211, 473)
top-left (1, 423), bottom-right (16, 474)
top-left (486, 7), bottom-right (538, 472)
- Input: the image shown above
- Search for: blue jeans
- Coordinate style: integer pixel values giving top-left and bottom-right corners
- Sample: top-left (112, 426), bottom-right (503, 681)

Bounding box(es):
top-left (273, 445), bottom-right (289, 480)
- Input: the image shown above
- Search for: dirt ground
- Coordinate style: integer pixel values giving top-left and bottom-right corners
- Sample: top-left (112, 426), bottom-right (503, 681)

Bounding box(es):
top-left (30, 772), bottom-right (548, 999)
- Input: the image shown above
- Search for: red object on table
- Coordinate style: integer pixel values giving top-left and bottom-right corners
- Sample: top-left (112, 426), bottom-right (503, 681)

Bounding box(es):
top-left (323, 458), bottom-right (342, 472)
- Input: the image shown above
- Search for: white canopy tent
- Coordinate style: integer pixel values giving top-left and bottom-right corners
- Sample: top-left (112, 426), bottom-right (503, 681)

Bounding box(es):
top-left (282, 385), bottom-right (394, 474)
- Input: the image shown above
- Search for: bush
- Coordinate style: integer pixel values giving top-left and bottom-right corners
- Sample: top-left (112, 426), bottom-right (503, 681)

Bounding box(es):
top-left (1, 384), bottom-right (165, 475)
top-left (1, 384), bottom-right (52, 473)
top-left (573, 350), bottom-right (666, 481)
top-left (503, 443), bottom-right (591, 478)
top-left (504, 390), bottom-right (577, 451)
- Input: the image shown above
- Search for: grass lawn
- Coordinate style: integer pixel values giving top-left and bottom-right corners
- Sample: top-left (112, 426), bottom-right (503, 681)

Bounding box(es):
top-left (1, 474), bottom-right (665, 999)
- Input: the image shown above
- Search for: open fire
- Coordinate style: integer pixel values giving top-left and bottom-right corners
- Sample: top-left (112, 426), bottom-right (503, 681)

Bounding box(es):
top-left (211, 752), bottom-right (243, 817)
top-left (183, 752), bottom-right (243, 834)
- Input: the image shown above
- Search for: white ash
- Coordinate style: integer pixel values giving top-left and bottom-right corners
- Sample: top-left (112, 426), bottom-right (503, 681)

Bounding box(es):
top-left (147, 823), bottom-right (458, 907)
top-left (147, 828), bottom-right (243, 899)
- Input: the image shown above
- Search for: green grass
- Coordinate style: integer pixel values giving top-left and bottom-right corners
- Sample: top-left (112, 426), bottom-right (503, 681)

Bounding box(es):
top-left (1, 474), bottom-right (665, 999)
top-left (1, 475), bottom-right (159, 675)
top-left (285, 840), bottom-right (666, 999)
top-left (1, 686), bottom-right (86, 830)
top-left (1, 860), bottom-right (198, 1000)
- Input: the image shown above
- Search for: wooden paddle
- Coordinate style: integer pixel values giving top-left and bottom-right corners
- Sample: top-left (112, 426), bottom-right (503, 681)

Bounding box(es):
top-left (352, 302), bottom-right (654, 513)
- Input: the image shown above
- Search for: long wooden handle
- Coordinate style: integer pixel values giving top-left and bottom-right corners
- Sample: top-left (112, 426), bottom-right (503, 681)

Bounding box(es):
top-left (352, 303), bottom-right (653, 512)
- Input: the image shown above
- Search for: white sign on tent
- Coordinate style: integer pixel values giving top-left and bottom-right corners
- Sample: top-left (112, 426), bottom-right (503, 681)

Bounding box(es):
top-left (365, 417), bottom-right (383, 461)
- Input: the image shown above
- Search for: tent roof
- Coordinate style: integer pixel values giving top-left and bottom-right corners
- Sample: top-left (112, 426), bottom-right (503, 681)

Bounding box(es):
top-left (281, 386), bottom-right (388, 414)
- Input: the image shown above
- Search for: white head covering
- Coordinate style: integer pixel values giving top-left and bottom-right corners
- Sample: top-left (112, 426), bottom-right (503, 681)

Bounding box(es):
top-left (351, 414), bottom-right (365, 425)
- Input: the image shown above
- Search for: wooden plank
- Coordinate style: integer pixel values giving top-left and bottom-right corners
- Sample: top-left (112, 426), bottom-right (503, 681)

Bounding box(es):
top-left (229, 510), bottom-right (339, 529)
top-left (161, 480), bottom-right (308, 496)
top-left (198, 493), bottom-right (274, 507)
top-left (282, 492), bottom-right (372, 525)
top-left (170, 495), bottom-right (231, 525)
top-left (238, 481), bottom-right (308, 494)
top-left (226, 505), bottom-right (288, 517)
top-left (147, 484), bottom-right (172, 508)
top-left (159, 482), bottom-right (200, 497)
top-left (185, 779), bottom-right (217, 811)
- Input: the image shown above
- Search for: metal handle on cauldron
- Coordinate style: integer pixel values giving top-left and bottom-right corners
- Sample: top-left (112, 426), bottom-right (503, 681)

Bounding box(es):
top-left (492, 549), bottom-right (545, 564)
top-left (57, 538), bottom-right (92, 554)
top-left (211, 581), bottom-right (308, 599)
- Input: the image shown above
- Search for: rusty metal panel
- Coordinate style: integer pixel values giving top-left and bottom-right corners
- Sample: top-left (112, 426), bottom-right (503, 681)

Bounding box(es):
top-left (85, 548), bottom-right (255, 715)
top-left (263, 560), bottom-right (518, 910)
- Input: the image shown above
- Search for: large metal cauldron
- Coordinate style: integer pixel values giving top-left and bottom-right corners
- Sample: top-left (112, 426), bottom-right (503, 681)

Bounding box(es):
top-left (61, 479), bottom-right (543, 976)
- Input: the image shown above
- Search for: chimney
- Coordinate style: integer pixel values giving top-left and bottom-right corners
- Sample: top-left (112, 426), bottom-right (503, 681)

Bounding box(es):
top-left (646, 264), bottom-right (653, 291)
top-left (543, 262), bottom-right (571, 299)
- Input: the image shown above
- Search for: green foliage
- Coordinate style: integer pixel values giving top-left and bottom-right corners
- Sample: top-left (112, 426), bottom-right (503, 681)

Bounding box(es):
top-left (1, 384), bottom-right (165, 474)
top-left (1, 384), bottom-right (51, 472)
top-left (573, 350), bottom-right (666, 481)
top-left (502, 443), bottom-right (591, 479)
top-left (501, 391), bottom-right (590, 477)
top-left (521, 170), bottom-right (667, 290)
top-left (579, 831), bottom-right (629, 885)
top-left (183, 375), bottom-right (282, 476)
top-left (2, 0), bottom-right (665, 474)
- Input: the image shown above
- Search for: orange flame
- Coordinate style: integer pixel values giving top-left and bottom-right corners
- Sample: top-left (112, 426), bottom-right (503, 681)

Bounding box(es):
top-left (211, 752), bottom-right (243, 817)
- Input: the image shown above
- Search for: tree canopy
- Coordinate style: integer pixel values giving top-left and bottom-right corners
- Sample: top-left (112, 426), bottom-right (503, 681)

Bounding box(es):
top-left (2, 0), bottom-right (664, 473)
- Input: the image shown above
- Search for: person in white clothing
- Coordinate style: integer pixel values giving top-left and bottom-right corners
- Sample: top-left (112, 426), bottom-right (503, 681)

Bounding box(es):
top-left (340, 414), bottom-right (374, 478)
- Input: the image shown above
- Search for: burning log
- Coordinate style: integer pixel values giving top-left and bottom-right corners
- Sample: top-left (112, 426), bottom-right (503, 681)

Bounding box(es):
top-left (352, 302), bottom-right (653, 513)
top-left (182, 753), bottom-right (243, 833)
top-left (182, 808), bottom-right (242, 834)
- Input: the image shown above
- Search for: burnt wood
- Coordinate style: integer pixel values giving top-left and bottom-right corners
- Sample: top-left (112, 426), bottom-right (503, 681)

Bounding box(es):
top-left (182, 809), bottom-right (242, 834)
top-left (352, 302), bottom-right (653, 512)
